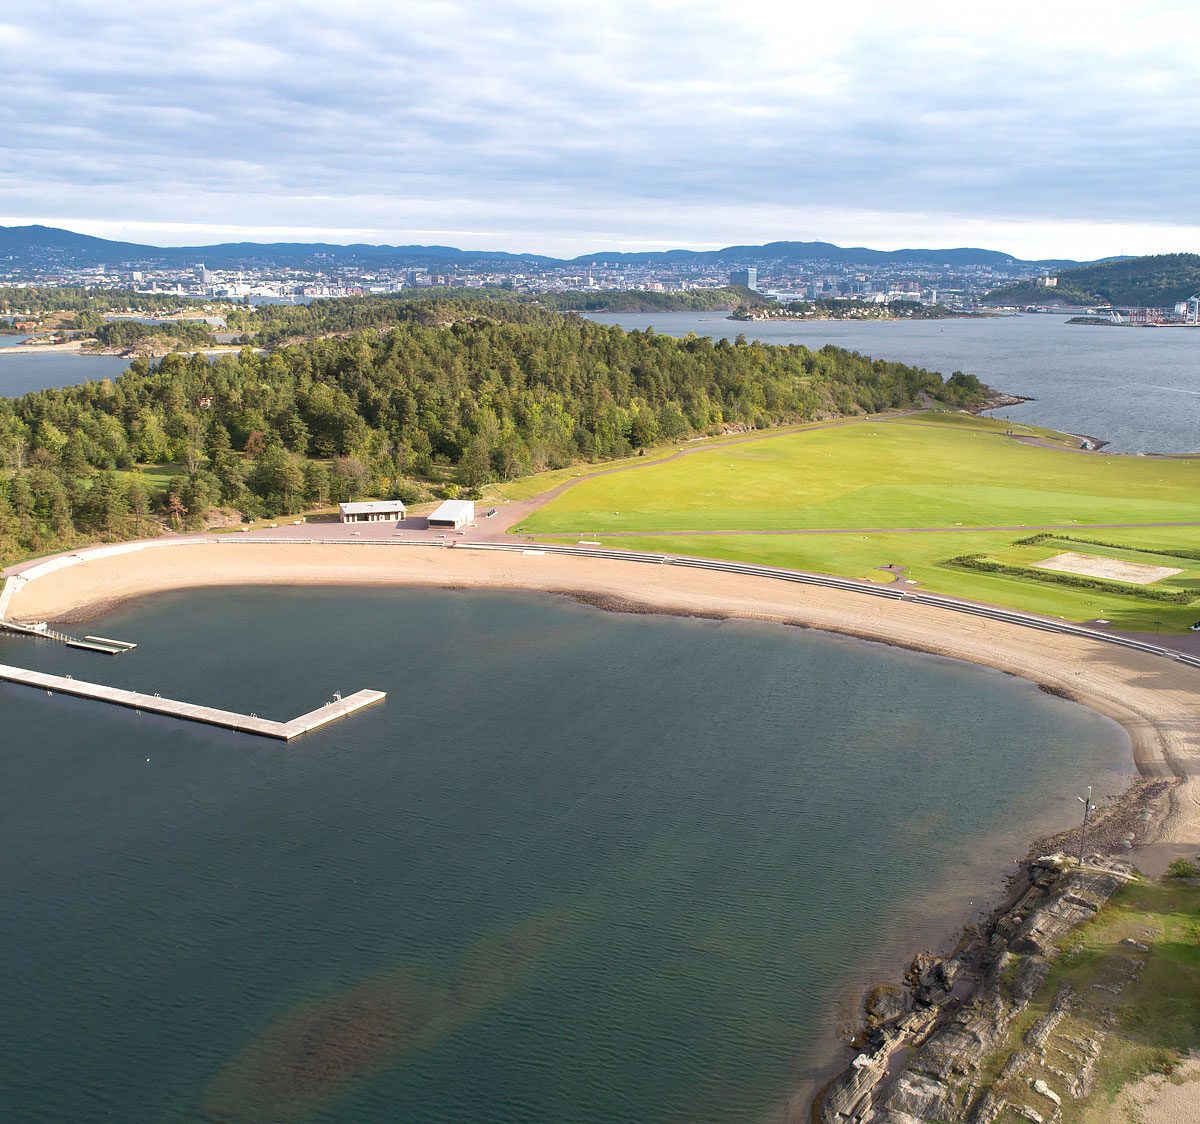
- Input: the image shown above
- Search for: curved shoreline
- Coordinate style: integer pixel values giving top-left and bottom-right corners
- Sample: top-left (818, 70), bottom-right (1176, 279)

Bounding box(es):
top-left (8, 541), bottom-right (1199, 800)
top-left (5, 540), bottom-right (1200, 1119)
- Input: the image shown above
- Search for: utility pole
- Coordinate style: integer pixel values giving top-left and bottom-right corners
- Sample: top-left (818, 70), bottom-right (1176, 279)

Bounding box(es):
top-left (1077, 786), bottom-right (1095, 866)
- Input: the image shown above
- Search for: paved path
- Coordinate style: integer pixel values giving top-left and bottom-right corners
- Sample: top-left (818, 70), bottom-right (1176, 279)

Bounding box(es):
top-left (523, 520), bottom-right (1200, 539)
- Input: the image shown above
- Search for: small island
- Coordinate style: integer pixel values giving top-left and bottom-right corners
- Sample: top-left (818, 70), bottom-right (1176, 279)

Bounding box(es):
top-left (729, 297), bottom-right (971, 322)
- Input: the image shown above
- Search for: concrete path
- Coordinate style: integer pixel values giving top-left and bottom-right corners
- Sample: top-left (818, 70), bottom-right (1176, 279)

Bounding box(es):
top-left (523, 520), bottom-right (1200, 539)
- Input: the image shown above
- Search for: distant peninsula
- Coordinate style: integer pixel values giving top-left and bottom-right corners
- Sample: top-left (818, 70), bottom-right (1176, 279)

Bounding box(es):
top-left (985, 252), bottom-right (1200, 308)
top-left (730, 298), bottom-right (970, 322)
top-left (532, 285), bottom-right (768, 314)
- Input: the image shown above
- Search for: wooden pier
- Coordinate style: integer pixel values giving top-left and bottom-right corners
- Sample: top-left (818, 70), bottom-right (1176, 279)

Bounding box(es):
top-left (0, 662), bottom-right (385, 741)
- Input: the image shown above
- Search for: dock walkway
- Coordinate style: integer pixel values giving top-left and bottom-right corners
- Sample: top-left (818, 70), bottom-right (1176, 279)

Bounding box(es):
top-left (0, 619), bottom-right (134, 654)
top-left (0, 662), bottom-right (385, 740)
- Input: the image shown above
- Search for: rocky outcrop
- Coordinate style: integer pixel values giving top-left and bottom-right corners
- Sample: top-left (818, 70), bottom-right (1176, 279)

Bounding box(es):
top-left (815, 855), bottom-right (1133, 1124)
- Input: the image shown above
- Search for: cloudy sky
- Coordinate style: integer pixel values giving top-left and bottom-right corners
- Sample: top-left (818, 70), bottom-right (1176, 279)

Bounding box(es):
top-left (2, 0), bottom-right (1198, 258)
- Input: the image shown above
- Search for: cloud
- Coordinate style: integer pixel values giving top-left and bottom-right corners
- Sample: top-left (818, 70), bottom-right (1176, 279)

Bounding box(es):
top-left (1, 0), bottom-right (1199, 257)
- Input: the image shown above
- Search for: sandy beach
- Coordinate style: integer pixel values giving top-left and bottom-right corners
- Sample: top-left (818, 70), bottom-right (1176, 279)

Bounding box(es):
top-left (8, 539), bottom-right (1200, 852)
top-left (0, 338), bottom-right (85, 353)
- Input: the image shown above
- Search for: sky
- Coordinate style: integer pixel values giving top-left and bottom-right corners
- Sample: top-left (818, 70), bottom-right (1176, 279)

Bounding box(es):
top-left (1, 0), bottom-right (1198, 260)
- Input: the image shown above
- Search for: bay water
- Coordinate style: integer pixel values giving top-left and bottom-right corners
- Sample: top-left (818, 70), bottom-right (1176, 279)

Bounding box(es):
top-left (0, 586), bottom-right (1131, 1122)
top-left (0, 340), bottom-right (131, 397)
top-left (587, 311), bottom-right (1200, 453)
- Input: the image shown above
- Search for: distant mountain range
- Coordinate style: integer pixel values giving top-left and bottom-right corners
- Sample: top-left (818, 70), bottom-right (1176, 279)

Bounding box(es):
top-left (0, 224), bottom-right (1097, 273)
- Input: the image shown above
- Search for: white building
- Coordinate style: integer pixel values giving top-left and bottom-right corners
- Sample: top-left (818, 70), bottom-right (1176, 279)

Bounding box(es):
top-left (427, 499), bottom-right (475, 529)
top-left (339, 500), bottom-right (406, 524)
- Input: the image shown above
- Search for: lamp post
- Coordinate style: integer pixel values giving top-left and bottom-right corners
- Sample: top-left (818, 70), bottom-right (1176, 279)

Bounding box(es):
top-left (1077, 786), bottom-right (1096, 866)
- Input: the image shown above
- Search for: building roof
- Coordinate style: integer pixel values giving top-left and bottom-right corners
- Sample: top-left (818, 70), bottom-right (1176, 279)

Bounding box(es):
top-left (427, 499), bottom-right (475, 522)
top-left (338, 500), bottom-right (407, 515)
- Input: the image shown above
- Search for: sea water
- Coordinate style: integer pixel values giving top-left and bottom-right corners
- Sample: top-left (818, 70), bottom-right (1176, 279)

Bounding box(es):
top-left (0, 586), bottom-right (1131, 1122)
top-left (587, 311), bottom-right (1200, 454)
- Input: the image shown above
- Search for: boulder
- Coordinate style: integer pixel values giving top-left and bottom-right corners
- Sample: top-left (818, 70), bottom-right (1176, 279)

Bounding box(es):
top-left (865, 983), bottom-right (912, 1028)
top-left (880, 1072), bottom-right (954, 1120)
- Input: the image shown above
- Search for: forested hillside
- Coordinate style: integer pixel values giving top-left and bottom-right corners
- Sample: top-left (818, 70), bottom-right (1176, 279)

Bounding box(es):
top-left (533, 286), bottom-right (766, 313)
top-left (0, 305), bottom-right (985, 566)
top-left (87, 319), bottom-right (216, 351)
top-left (985, 253), bottom-right (1200, 307)
top-left (227, 289), bottom-right (762, 345)
top-left (0, 286), bottom-right (218, 316)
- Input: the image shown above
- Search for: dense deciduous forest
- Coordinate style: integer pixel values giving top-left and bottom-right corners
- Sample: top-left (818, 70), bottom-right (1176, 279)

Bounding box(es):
top-left (0, 302), bottom-right (985, 566)
top-left (985, 253), bottom-right (1200, 307)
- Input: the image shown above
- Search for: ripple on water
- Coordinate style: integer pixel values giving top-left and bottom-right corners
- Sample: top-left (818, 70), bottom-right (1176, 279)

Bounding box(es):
top-left (0, 587), bottom-right (1132, 1122)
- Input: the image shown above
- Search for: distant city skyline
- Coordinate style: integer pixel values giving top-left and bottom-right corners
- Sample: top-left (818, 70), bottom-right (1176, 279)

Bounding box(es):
top-left (2, 1), bottom-right (1198, 260)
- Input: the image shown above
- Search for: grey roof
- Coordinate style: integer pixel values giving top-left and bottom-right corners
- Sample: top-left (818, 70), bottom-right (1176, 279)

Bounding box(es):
top-left (339, 500), bottom-right (407, 515)
top-left (427, 499), bottom-right (475, 521)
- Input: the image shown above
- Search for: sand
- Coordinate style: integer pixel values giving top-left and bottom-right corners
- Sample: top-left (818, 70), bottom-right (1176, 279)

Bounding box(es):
top-left (7, 539), bottom-right (1200, 848)
top-left (1033, 550), bottom-right (1183, 585)
top-left (0, 339), bottom-right (84, 354)
top-left (1113, 1054), bottom-right (1200, 1124)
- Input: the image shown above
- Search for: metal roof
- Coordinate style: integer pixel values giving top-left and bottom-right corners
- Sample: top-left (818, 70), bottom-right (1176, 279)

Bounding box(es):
top-left (338, 500), bottom-right (407, 515)
top-left (427, 500), bottom-right (475, 521)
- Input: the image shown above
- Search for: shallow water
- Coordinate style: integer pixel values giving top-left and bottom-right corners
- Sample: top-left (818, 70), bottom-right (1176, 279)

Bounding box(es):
top-left (587, 311), bottom-right (1200, 453)
top-left (0, 585), bottom-right (1131, 1122)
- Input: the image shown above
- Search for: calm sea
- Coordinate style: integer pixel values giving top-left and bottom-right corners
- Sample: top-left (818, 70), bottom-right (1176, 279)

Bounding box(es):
top-left (0, 586), bottom-right (1131, 1123)
top-left (587, 312), bottom-right (1200, 454)
top-left (0, 337), bottom-right (131, 396)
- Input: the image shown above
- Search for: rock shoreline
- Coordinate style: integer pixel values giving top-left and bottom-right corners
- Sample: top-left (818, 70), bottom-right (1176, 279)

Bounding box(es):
top-left (812, 844), bottom-right (1147, 1124)
top-left (811, 773), bottom-right (1176, 1123)
top-left (974, 391), bottom-right (1032, 413)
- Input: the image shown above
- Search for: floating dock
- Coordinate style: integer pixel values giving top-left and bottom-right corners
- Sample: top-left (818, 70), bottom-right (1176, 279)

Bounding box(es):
top-left (0, 619), bottom-right (136, 654)
top-left (0, 662), bottom-right (385, 741)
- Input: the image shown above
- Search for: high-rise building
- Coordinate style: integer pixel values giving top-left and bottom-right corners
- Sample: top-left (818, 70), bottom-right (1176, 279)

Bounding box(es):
top-left (729, 267), bottom-right (758, 290)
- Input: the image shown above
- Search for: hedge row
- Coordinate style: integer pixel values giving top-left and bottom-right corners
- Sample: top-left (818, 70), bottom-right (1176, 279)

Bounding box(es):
top-left (1014, 532), bottom-right (1200, 562)
top-left (945, 553), bottom-right (1198, 604)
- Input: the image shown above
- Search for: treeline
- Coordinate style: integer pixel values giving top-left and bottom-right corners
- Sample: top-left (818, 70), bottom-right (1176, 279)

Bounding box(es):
top-left (734, 299), bottom-right (960, 321)
top-left (0, 305), bottom-right (988, 565)
top-left (0, 286), bottom-right (219, 316)
top-left (534, 286), bottom-right (767, 313)
top-left (89, 319), bottom-right (216, 351)
top-left (224, 292), bottom-right (545, 345)
top-left (225, 287), bottom-right (767, 345)
top-left (985, 253), bottom-right (1200, 308)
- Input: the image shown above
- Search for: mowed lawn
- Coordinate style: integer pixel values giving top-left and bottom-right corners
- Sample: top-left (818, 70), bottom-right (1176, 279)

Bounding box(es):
top-left (516, 414), bottom-right (1200, 535)
top-left (517, 413), bottom-right (1200, 628)
top-left (562, 530), bottom-right (1200, 631)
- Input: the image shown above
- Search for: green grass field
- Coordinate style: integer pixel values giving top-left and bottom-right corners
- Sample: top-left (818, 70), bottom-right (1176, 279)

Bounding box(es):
top-left (514, 412), bottom-right (1200, 630)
